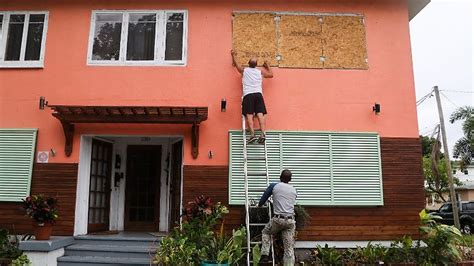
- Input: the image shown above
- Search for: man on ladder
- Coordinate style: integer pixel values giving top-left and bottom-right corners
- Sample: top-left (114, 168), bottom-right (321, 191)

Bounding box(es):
top-left (258, 169), bottom-right (297, 265)
top-left (231, 50), bottom-right (273, 144)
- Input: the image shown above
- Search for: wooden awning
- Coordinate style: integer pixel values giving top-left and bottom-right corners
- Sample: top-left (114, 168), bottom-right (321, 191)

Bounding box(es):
top-left (49, 105), bottom-right (208, 158)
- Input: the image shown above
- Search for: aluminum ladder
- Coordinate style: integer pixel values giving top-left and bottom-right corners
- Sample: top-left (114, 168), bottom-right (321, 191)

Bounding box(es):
top-left (242, 116), bottom-right (275, 266)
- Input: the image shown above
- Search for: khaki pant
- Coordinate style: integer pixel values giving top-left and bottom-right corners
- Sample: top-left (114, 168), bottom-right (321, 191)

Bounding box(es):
top-left (261, 217), bottom-right (296, 265)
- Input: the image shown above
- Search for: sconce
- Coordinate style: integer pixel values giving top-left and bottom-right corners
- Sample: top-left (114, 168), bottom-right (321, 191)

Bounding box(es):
top-left (208, 150), bottom-right (213, 159)
top-left (373, 103), bottom-right (381, 115)
top-left (221, 98), bottom-right (227, 112)
top-left (39, 96), bottom-right (48, 110)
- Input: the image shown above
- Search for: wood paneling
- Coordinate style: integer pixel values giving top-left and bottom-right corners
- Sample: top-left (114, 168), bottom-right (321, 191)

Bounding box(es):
top-left (183, 137), bottom-right (424, 241)
top-left (0, 163), bottom-right (78, 236)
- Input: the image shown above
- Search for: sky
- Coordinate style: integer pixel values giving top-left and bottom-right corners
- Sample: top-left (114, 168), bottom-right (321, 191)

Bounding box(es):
top-left (409, 0), bottom-right (473, 159)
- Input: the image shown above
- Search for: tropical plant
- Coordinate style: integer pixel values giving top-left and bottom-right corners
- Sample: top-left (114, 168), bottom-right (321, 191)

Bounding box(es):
top-left (0, 229), bottom-right (31, 265)
top-left (21, 195), bottom-right (59, 224)
top-left (155, 196), bottom-right (246, 265)
top-left (311, 244), bottom-right (342, 265)
top-left (252, 244), bottom-right (261, 266)
top-left (215, 227), bottom-right (246, 264)
top-left (348, 242), bottom-right (388, 264)
top-left (418, 209), bottom-right (464, 264)
top-left (154, 231), bottom-right (202, 265)
top-left (294, 205), bottom-right (311, 230)
top-left (385, 235), bottom-right (415, 263)
top-left (449, 106), bottom-right (474, 170)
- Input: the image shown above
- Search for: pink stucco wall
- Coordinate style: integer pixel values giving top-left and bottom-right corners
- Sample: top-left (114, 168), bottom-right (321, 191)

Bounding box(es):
top-left (0, 0), bottom-right (418, 165)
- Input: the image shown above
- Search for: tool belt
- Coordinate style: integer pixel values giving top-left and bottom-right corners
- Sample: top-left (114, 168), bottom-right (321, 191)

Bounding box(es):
top-left (274, 214), bottom-right (295, 220)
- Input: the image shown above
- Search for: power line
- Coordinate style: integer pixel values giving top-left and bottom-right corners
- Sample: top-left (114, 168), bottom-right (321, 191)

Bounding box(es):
top-left (441, 89), bottom-right (474, 94)
top-left (440, 91), bottom-right (459, 108)
top-left (416, 89), bottom-right (434, 106)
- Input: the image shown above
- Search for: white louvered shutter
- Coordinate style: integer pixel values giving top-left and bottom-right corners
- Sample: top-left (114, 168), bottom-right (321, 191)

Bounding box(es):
top-left (0, 129), bottom-right (37, 202)
top-left (229, 131), bottom-right (383, 206)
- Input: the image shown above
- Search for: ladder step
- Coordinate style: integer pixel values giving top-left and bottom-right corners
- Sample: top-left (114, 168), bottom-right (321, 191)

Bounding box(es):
top-left (249, 223), bottom-right (268, 226)
top-left (250, 241), bottom-right (262, 245)
top-left (249, 204), bottom-right (268, 208)
top-left (247, 172), bottom-right (267, 176)
top-left (248, 187), bottom-right (265, 192)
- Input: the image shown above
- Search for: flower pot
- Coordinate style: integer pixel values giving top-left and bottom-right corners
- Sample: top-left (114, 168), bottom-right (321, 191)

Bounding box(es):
top-left (200, 260), bottom-right (229, 266)
top-left (32, 221), bottom-right (53, 240)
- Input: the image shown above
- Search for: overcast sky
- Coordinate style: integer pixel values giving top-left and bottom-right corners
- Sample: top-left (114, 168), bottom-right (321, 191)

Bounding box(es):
top-left (409, 0), bottom-right (473, 159)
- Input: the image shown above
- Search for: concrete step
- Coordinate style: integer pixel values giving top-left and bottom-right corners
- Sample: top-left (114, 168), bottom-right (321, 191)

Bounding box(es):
top-left (73, 234), bottom-right (161, 246)
top-left (65, 244), bottom-right (157, 258)
top-left (57, 255), bottom-right (152, 266)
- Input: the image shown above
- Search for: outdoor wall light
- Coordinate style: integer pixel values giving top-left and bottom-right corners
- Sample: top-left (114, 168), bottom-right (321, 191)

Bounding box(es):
top-left (208, 150), bottom-right (213, 159)
top-left (221, 98), bottom-right (227, 112)
top-left (39, 96), bottom-right (48, 110)
top-left (373, 103), bottom-right (381, 115)
top-left (50, 148), bottom-right (57, 157)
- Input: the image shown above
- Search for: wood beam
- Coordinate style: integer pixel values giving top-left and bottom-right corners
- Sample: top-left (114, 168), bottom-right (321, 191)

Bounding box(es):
top-left (191, 123), bottom-right (199, 159)
top-left (53, 114), bottom-right (207, 124)
top-left (60, 120), bottom-right (75, 157)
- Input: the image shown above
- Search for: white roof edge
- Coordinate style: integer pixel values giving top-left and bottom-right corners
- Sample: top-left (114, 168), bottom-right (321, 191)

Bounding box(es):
top-left (408, 0), bottom-right (431, 20)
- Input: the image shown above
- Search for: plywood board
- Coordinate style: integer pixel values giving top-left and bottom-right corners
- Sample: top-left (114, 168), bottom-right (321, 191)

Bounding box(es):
top-left (322, 16), bottom-right (368, 69)
top-left (232, 13), bottom-right (278, 66)
top-left (278, 15), bottom-right (323, 68)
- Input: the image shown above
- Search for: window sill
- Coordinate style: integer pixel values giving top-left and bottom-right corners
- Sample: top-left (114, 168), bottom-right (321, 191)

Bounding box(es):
top-left (87, 61), bottom-right (187, 67)
top-left (0, 63), bottom-right (44, 68)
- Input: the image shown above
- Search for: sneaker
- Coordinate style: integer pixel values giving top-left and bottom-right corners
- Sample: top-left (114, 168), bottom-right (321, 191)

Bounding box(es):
top-left (257, 135), bottom-right (266, 144)
top-left (260, 254), bottom-right (272, 263)
top-left (247, 136), bottom-right (258, 144)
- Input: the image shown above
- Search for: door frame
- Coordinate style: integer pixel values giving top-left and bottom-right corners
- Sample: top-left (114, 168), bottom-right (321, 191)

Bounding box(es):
top-left (74, 135), bottom-right (184, 236)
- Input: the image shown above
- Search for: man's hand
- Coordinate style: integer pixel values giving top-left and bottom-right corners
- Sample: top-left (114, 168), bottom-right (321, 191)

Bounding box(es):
top-left (231, 50), bottom-right (237, 57)
top-left (261, 60), bottom-right (273, 78)
top-left (263, 60), bottom-right (269, 69)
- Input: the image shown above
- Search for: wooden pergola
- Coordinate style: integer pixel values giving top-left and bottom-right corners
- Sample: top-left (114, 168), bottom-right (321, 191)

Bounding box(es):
top-left (49, 105), bottom-right (208, 158)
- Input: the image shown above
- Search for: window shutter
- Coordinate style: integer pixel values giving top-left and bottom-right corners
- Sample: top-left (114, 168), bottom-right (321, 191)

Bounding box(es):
top-left (229, 131), bottom-right (383, 206)
top-left (0, 129), bottom-right (37, 202)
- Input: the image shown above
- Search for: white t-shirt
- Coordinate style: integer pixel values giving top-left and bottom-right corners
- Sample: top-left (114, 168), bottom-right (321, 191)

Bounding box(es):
top-left (242, 67), bottom-right (263, 96)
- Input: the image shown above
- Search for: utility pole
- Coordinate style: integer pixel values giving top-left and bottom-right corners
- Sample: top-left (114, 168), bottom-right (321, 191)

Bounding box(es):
top-left (434, 85), bottom-right (460, 229)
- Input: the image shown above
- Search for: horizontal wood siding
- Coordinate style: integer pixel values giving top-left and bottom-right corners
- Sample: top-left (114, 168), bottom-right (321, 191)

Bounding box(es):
top-left (0, 163), bottom-right (78, 235)
top-left (183, 137), bottom-right (424, 240)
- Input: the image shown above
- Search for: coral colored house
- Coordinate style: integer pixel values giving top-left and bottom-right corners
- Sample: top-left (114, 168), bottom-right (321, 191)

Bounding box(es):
top-left (0, 0), bottom-right (428, 247)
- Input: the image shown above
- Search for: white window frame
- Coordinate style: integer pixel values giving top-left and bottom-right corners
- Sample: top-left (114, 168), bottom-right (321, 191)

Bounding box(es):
top-left (0, 11), bottom-right (49, 68)
top-left (87, 10), bottom-right (188, 66)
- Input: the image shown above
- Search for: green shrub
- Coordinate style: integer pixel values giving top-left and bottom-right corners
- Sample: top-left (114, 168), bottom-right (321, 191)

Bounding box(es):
top-left (311, 244), bottom-right (342, 265)
top-left (0, 229), bottom-right (31, 265)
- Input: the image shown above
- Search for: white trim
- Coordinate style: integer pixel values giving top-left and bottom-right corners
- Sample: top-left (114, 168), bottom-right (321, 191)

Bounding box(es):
top-left (295, 241), bottom-right (394, 249)
top-left (87, 10), bottom-right (187, 67)
top-left (0, 11), bottom-right (48, 68)
top-left (74, 136), bottom-right (93, 236)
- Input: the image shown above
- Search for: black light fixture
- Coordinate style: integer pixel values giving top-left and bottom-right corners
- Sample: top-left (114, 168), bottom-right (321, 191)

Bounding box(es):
top-left (373, 103), bottom-right (381, 115)
top-left (39, 96), bottom-right (48, 110)
top-left (221, 98), bottom-right (227, 112)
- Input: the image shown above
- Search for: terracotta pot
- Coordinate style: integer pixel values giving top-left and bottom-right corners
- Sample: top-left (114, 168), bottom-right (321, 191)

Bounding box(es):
top-left (32, 221), bottom-right (53, 240)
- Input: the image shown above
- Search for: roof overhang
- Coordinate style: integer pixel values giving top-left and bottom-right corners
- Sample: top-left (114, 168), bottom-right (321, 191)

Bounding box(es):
top-left (49, 105), bottom-right (208, 158)
top-left (408, 0), bottom-right (431, 21)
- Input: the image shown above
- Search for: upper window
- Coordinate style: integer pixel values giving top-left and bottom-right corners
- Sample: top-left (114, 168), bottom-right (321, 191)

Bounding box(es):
top-left (0, 12), bottom-right (48, 68)
top-left (88, 10), bottom-right (187, 66)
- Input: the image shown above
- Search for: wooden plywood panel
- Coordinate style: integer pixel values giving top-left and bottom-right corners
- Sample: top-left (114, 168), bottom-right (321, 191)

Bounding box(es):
top-left (232, 13), bottom-right (278, 66)
top-left (278, 15), bottom-right (323, 68)
top-left (322, 16), bottom-right (368, 69)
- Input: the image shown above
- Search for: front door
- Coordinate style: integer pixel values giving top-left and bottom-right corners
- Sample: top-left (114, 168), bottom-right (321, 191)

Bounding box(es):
top-left (169, 141), bottom-right (183, 229)
top-left (125, 145), bottom-right (161, 231)
top-left (88, 139), bottom-right (113, 233)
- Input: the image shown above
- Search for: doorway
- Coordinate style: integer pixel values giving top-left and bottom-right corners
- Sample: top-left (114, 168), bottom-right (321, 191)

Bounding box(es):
top-left (125, 145), bottom-right (162, 231)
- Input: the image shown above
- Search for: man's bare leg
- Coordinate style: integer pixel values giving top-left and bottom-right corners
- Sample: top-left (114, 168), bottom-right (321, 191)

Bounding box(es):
top-left (256, 113), bottom-right (266, 137)
top-left (246, 114), bottom-right (256, 137)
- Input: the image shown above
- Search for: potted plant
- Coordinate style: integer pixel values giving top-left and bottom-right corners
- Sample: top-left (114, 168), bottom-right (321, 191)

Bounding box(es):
top-left (22, 195), bottom-right (58, 240)
top-left (0, 228), bottom-right (31, 265)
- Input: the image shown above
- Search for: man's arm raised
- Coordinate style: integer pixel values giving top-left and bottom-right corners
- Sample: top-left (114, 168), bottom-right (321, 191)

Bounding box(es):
top-left (231, 50), bottom-right (244, 75)
top-left (261, 61), bottom-right (273, 78)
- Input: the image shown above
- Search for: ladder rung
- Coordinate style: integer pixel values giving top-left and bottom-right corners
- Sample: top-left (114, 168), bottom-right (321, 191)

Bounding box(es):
top-left (247, 172), bottom-right (267, 176)
top-left (250, 241), bottom-right (262, 245)
top-left (249, 204), bottom-right (268, 208)
top-left (250, 223), bottom-right (268, 226)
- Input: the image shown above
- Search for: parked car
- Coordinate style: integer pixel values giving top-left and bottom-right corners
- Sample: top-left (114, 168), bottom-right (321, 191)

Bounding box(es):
top-left (431, 201), bottom-right (474, 234)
